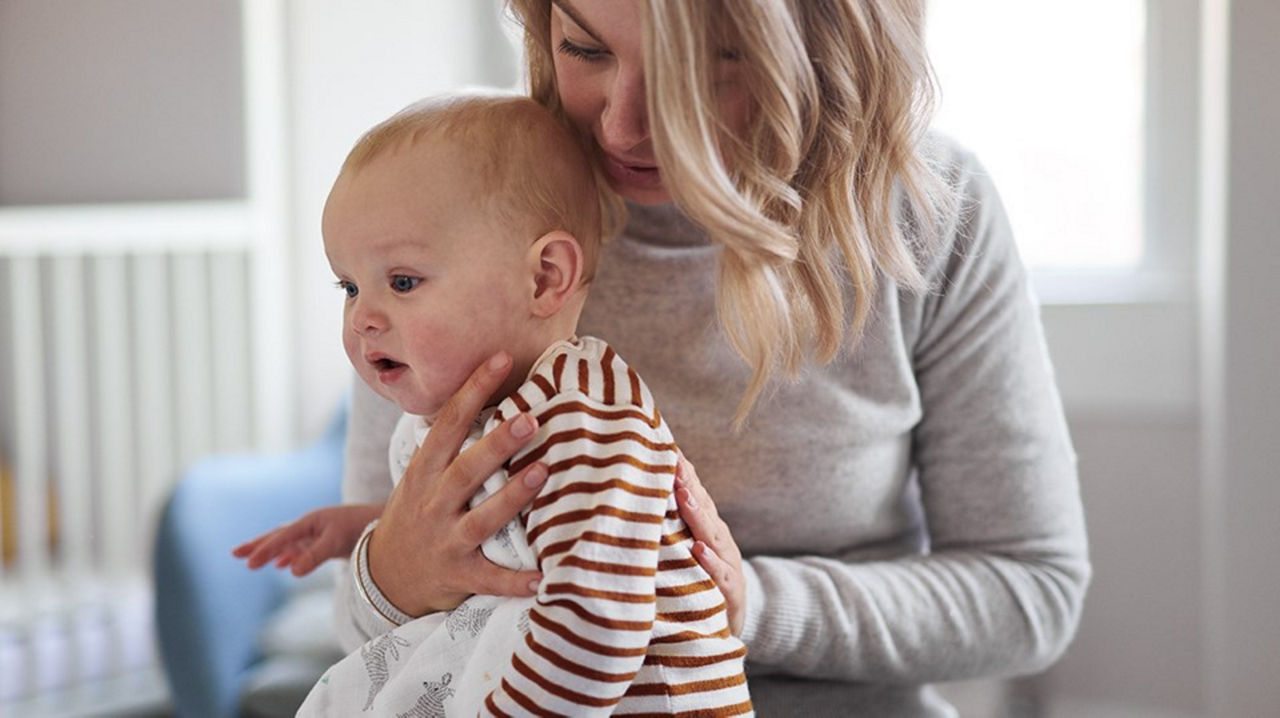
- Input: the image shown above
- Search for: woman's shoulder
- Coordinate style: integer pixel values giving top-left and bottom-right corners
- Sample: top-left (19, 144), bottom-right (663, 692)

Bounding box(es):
top-left (909, 130), bottom-right (1019, 287)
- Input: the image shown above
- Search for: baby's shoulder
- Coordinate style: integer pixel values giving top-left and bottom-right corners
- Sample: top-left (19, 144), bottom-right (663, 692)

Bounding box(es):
top-left (521, 336), bottom-right (658, 409)
top-left (488, 337), bottom-right (668, 444)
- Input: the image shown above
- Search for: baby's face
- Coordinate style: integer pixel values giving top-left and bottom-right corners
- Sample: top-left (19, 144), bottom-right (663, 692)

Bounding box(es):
top-left (322, 141), bottom-right (535, 420)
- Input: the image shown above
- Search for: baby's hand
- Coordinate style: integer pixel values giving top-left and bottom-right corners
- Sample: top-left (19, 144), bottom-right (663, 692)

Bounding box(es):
top-left (232, 503), bottom-right (384, 576)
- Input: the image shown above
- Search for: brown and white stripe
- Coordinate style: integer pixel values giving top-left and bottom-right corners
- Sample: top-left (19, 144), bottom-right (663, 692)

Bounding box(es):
top-left (482, 337), bottom-right (752, 716)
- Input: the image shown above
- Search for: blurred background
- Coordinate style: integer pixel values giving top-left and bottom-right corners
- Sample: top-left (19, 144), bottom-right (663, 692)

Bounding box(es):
top-left (0, 0), bottom-right (1275, 716)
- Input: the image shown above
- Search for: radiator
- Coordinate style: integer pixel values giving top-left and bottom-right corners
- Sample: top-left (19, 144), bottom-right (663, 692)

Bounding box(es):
top-left (0, 201), bottom-right (256, 703)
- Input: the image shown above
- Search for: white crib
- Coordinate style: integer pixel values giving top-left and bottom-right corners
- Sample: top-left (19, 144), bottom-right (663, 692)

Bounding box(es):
top-left (0, 200), bottom-right (280, 712)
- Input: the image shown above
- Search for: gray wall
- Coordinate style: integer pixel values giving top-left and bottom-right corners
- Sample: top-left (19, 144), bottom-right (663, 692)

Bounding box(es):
top-left (0, 0), bottom-right (244, 205)
top-left (1047, 414), bottom-right (1205, 717)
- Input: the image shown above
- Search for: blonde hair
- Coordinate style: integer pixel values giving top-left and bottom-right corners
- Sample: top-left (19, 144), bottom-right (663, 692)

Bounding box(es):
top-left (341, 93), bottom-right (613, 280)
top-left (508, 0), bottom-right (953, 425)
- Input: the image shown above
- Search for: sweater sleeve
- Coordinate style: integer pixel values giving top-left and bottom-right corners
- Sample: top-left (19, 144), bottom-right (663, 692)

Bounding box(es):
top-left (482, 391), bottom-right (676, 715)
top-left (332, 375), bottom-right (403, 652)
top-left (738, 148), bottom-right (1091, 682)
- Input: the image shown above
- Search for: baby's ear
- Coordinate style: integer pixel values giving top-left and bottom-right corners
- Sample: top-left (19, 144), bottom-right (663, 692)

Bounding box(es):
top-left (528, 229), bottom-right (584, 318)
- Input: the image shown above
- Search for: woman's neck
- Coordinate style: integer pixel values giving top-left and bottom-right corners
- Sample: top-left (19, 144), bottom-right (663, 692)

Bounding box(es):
top-left (622, 201), bottom-right (710, 248)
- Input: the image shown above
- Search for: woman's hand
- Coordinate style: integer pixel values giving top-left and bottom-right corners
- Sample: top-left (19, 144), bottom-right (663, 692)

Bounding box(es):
top-left (367, 352), bottom-right (548, 617)
top-left (674, 450), bottom-right (747, 636)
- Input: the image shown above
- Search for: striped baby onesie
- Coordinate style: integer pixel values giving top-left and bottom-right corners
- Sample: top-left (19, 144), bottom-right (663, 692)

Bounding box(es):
top-left (302, 336), bottom-right (752, 717)
top-left (482, 336), bottom-right (752, 716)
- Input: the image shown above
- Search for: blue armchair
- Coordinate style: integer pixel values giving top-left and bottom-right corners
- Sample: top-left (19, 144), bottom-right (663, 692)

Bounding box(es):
top-left (154, 406), bottom-right (348, 718)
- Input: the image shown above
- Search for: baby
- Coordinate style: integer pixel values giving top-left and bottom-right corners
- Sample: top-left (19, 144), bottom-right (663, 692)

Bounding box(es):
top-left (234, 94), bottom-right (752, 716)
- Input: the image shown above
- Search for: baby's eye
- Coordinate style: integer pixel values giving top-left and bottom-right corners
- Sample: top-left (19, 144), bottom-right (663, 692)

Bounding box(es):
top-left (335, 280), bottom-right (357, 298)
top-left (390, 275), bottom-right (421, 293)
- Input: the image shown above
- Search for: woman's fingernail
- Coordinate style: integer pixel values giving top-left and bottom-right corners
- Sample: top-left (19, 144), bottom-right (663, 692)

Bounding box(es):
top-left (528, 579), bottom-right (541, 593)
top-left (523, 464), bottom-right (548, 488)
top-left (488, 352), bottom-right (510, 372)
top-left (512, 413), bottom-right (536, 439)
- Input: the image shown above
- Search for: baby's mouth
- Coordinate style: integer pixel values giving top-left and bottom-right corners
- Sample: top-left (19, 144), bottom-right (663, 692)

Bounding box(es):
top-left (372, 357), bottom-right (405, 372)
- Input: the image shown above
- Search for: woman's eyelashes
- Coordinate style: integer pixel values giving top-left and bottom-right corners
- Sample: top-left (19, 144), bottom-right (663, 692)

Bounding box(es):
top-left (557, 38), bottom-right (607, 63)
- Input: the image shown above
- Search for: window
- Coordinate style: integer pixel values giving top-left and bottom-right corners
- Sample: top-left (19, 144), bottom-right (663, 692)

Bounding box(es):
top-left (926, 1), bottom-right (1147, 271)
top-left (927, 0), bottom-right (1200, 414)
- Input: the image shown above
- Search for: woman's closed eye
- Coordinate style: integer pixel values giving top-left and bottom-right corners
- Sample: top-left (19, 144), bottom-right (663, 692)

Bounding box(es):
top-left (557, 38), bottom-right (608, 63)
top-left (390, 275), bottom-right (422, 293)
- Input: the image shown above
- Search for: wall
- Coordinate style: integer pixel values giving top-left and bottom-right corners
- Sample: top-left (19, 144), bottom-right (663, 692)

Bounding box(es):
top-left (1037, 0), bottom-right (1280, 715)
top-left (1201, 0), bottom-right (1280, 713)
top-left (1044, 414), bottom-right (1205, 717)
top-left (0, 0), bottom-right (244, 205)
top-left (283, 0), bottom-right (519, 439)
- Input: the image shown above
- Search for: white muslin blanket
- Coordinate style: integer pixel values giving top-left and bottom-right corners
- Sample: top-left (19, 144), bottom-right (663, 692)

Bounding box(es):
top-left (298, 415), bottom-right (536, 717)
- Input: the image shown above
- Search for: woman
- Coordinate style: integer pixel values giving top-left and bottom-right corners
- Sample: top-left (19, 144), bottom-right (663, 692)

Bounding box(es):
top-left (334, 1), bottom-right (1090, 714)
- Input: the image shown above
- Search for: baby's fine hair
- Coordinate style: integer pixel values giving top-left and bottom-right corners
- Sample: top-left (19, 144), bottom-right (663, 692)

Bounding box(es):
top-left (341, 92), bottom-right (614, 281)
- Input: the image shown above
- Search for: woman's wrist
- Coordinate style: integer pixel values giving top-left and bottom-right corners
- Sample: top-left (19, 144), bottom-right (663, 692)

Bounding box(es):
top-left (738, 557), bottom-right (765, 648)
top-left (354, 520), bottom-right (414, 626)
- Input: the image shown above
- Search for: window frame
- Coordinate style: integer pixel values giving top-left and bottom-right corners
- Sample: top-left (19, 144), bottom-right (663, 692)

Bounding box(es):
top-left (1017, 0), bottom-right (1201, 418)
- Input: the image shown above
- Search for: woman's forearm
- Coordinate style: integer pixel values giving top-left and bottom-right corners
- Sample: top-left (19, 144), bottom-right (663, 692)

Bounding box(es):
top-left (332, 377), bottom-right (402, 651)
top-left (740, 537), bottom-right (1089, 682)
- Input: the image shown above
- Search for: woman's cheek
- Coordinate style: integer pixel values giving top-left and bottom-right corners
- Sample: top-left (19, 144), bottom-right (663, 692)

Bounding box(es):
top-left (554, 64), bottom-right (599, 136)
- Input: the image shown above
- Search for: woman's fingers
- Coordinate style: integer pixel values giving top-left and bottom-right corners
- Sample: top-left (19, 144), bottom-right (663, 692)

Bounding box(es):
top-left (676, 485), bottom-right (727, 552)
top-left (460, 462), bottom-right (548, 546)
top-left (674, 458), bottom-right (738, 563)
top-left (693, 541), bottom-right (734, 592)
top-left (692, 541), bottom-right (744, 636)
top-left (674, 452), bottom-right (747, 636)
top-left (675, 450), bottom-right (721, 520)
top-left (416, 352), bottom-right (514, 476)
top-left (362, 353), bottom-right (548, 616)
top-left (441, 412), bottom-right (540, 507)
top-left (468, 556), bottom-right (543, 598)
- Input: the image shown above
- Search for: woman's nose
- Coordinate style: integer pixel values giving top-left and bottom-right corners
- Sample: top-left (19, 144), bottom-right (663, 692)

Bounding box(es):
top-left (600, 66), bottom-right (649, 154)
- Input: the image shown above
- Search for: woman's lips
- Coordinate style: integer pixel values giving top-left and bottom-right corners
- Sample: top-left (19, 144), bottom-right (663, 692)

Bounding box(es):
top-left (602, 153), bottom-right (663, 189)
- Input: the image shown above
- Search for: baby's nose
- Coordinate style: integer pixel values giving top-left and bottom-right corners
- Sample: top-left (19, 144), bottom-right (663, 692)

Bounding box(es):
top-left (351, 301), bottom-right (388, 336)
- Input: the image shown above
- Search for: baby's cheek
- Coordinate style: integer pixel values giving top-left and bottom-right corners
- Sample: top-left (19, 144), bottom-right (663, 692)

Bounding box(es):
top-left (341, 330), bottom-right (376, 392)
top-left (340, 329), bottom-right (358, 366)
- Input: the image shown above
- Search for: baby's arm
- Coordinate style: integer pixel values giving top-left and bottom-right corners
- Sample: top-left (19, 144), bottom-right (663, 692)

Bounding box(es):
top-left (233, 503), bottom-right (383, 576)
top-left (481, 394), bottom-right (675, 716)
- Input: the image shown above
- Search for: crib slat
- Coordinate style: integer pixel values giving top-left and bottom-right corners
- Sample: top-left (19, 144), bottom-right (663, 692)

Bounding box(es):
top-left (50, 256), bottom-right (94, 573)
top-left (10, 256), bottom-right (50, 579)
top-left (210, 252), bottom-right (253, 451)
top-left (243, 0), bottom-right (293, 453)
top-left (131, 254), bottom-right (174, 531)
top-left (93, 255), bottom-right (136, 573)
top-left (172, 254), bottom-right (214, 468)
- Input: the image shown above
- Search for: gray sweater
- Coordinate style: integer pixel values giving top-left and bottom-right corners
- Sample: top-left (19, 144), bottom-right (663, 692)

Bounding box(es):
top-left (334, 140), bottom-right (1090, 716)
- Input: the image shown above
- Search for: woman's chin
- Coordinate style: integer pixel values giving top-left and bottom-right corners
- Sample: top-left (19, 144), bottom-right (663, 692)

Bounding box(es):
top-left (611, 181), bottom-right (672, 206)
